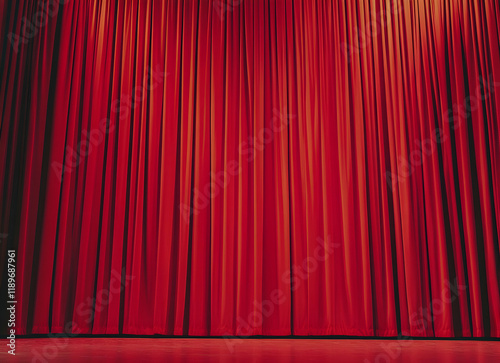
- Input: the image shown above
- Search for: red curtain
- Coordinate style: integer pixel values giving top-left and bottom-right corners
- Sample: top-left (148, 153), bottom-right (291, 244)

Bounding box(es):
top-left (1, 0), bottom-right (499, 337)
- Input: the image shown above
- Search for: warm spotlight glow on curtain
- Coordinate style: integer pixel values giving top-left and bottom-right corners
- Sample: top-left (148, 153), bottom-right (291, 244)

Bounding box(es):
top-left (1, 0), bottom-right (499, 337)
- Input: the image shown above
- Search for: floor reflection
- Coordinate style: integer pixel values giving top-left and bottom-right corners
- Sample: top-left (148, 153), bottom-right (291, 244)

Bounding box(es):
top-left (14, 338), bottom-right (500, 362)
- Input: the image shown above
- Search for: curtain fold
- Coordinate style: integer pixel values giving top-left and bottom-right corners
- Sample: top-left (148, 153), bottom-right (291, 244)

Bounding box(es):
top-left (0, 0), bottom-right (499, 337)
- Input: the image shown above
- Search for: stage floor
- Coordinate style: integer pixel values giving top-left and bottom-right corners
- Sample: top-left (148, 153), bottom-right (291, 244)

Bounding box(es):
top-left (6, 338), bottom-right (500, 362)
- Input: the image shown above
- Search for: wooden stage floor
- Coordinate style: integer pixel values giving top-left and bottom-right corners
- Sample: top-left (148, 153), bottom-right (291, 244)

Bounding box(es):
top-left (6, 338), bottom-right (500, 362)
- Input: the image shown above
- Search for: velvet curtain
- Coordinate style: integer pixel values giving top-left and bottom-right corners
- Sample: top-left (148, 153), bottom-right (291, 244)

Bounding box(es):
top-left (1, 0), bottom-right (499, 337)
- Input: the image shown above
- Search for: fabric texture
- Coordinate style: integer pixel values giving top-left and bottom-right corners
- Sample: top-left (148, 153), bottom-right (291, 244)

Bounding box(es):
top-left (0, 0), bottom-right (499, 337)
